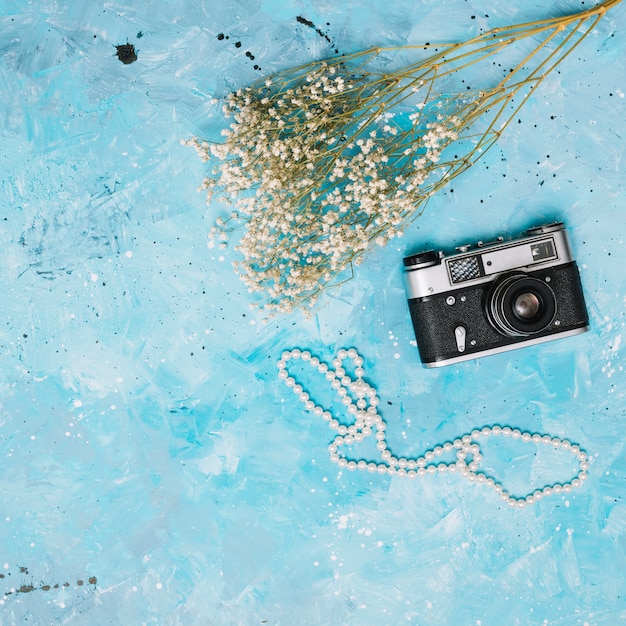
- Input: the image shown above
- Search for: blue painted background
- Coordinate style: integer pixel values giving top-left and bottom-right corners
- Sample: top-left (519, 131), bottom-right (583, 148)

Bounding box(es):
top-left (0, 0), bottom-right (624, 624)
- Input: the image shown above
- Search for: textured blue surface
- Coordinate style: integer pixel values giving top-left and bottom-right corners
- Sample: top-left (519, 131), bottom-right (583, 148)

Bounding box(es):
top-left (0, 1), bottom-right (625, 624)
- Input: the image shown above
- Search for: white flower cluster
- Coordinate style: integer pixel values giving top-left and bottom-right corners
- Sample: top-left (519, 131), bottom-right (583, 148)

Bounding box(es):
top-left (185, 1), bottom-right (607, 313)
top-left (185, 58), bottom-right (464, 313)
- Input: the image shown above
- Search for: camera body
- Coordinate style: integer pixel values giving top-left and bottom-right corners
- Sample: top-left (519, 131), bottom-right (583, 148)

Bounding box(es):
top-left (403, 222), bottom-right (589, 367)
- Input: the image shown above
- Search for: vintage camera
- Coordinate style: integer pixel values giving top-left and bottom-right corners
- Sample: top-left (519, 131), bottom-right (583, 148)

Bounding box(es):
top-left (403, 222), bottom-right (589, 367)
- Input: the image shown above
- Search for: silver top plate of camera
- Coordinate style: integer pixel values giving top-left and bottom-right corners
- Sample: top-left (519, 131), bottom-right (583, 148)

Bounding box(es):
top-left (404, 222), bottom-right (574, 300)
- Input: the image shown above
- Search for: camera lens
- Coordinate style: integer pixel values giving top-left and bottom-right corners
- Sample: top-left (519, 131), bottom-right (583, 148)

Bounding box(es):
top-left (513, 292), bottom-right (541, 320)
top-left (486, 274), bottom-right (557, 337)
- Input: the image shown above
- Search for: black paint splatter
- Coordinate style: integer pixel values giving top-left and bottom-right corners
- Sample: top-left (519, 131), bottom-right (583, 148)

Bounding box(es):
top-left (1, 566), bottom-right (98, 601)
top-left (115, 43), bottom-right (137, 65)
top-left (296, 15), bottom-right (337, 52)
top-left (216, 32), bottom-right (261, 71)
top-left (296, 16), bottom-right (315, 29)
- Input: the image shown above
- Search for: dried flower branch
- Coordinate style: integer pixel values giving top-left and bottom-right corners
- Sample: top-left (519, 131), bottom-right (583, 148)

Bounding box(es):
top-left (185, 0), bottom-right (622, 314)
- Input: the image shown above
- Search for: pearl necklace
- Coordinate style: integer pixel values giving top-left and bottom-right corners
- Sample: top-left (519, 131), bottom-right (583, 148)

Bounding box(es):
top-left (277, 348), bottom-right (589, 508)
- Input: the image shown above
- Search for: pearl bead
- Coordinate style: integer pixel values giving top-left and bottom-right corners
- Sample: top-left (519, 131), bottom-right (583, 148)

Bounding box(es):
top-left (291, 349), bottom-right (301, 358)
top-left (337, 349), bottom-right (348, 360)
top-left (314, 406), bottom-right (323, 417)
top-left (301, 350), bottom-right (311, 361)
top-left (347, 348), bottom-right (357, 359)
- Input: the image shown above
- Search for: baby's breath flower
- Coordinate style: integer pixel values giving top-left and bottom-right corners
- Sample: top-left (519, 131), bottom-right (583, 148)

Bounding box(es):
top-left (186, 0), bottom-right (621, 313)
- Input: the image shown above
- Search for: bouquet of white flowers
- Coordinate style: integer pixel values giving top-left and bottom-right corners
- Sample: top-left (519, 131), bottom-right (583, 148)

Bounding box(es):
top-left (185, 0), bottom-right (621, 314)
